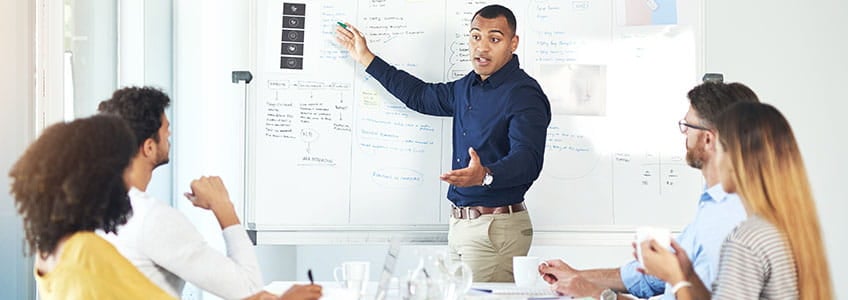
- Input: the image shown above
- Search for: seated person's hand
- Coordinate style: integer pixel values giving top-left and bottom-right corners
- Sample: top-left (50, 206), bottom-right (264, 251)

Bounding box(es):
top-left (639, 239), bottom-right (692, 284)
top-left (549, 273), bottom-right (604, 298)
top-left (538, 259), bottom-right (577, 284)
top-left (242, 284), bottom-right (322, 300)
top-left (185, 176), bottom-right (232, 211)
top-left (280, 284), bottom-right (322, 300)
top-left (243, 291), bottom-right (282, 300)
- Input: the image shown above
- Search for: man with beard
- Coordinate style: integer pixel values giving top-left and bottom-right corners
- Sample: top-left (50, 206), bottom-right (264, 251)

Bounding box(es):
top-left (97, 87), bottom-right (321, 300)
top-left (538, 82), bottom-right (759, 299)
top-left (335, 5), bottom-right (551, 282)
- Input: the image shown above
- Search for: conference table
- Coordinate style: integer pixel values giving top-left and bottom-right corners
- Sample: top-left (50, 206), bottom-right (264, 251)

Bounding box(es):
top-left (265, 281), bottom-right (586, 299)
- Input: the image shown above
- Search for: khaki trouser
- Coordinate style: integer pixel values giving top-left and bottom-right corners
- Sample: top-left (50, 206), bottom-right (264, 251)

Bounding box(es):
top-left (448, 210), bottom-right (533, 282)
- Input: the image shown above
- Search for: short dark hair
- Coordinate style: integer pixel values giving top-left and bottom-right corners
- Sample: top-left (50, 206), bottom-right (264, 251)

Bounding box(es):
top-left (472, 4), bottom-right (517, 36)
top-left (98, 86), bottom-right (171, 149)
top-left (688, 82), bottom-right (760, 128)
top-left (9, 114), bottom-right (137, 257)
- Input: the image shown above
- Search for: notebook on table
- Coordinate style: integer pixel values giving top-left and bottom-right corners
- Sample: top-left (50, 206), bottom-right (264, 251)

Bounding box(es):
top-left (471, 282), bottom-right (559, 297)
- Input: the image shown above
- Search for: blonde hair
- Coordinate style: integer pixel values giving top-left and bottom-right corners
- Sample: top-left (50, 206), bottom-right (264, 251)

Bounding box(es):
top-left (716, 102), bottom-right (832, 299)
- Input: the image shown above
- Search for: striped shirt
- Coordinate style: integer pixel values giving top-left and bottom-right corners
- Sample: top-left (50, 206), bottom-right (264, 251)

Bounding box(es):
top-left (712, 215), bottom-right (799, 299)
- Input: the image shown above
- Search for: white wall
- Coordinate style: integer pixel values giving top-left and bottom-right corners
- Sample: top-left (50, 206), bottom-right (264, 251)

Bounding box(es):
top-left (0, 0), bottom-right (35, 299)
top-left (705, 0), bottom-right (848, 293)
top-left (68, 0), bottom-right (118, 117)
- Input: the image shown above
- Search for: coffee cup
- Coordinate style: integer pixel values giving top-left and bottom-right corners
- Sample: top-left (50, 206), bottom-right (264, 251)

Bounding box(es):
top-left (513, 256), bottom-right (543, 287)
top-left (635, 226), bottom-right (671, 266)
top-left (334, 261), bottom-right (370, 295)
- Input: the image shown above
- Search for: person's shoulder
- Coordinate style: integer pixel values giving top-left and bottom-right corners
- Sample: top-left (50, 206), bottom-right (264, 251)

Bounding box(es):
top-left (139, 201), bottom-right (198, 237)
top-left (731, 216), bottom-right (779, 235)
top-left (66, 232), bottom-right (110, 248)
top-left (511, 68), bottom-right (539, 84)
top-left (696, 192), bottom-right (746, 222)
top-left (128, 188), bottom-right (171, 213)
top-left (452, 72), bottom-right (477, 86)
top-left (502, 69), bottom-right (543, 91)
top-left (62, 232), bottom-right (121, 260)
top-left (132, 190), bottom-right (184, 220)
top-left (132, 194), bottom-right (200, 243)
top-left (726, 216), bottom-right (784, 250)
top-left (145, 199), bottom-right (182, 217)
top-left (509, 71), bottom-right (547, 98)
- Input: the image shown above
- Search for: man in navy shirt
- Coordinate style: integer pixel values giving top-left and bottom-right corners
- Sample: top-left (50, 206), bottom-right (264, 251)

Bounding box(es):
top-left (336, 5), bottom-right (551, 282)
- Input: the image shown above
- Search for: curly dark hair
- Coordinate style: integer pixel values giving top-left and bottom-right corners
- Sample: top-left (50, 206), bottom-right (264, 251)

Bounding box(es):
top-left (97, 86), bottom-right (171, 149)
top-left (8, 114), bottom-right (137, 257)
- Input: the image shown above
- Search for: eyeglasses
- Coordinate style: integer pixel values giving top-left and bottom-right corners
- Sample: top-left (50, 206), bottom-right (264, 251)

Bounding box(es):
top-left (678, 120), bottom-right (710, 133)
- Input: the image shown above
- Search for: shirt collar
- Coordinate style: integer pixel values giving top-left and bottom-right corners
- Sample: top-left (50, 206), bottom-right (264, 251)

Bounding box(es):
top-left (472, 54), bottom-right (520, 87)
top-left (129, 186), bottom-right (143, 195)
top-left (701, 183), bottom-right (732, 204)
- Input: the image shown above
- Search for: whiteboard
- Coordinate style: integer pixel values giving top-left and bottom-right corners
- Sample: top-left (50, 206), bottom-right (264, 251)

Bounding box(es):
top-left (246, 0), bottom-right (705, 241)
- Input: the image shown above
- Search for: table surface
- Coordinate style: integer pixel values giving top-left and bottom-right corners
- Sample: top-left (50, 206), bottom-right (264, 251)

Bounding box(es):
top-left (265, 281), bottom-right (589, 300)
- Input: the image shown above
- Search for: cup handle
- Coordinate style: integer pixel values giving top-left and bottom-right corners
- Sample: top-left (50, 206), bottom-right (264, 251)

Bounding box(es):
top-left (333, 266), bottom-right (343, 286)
top-left (636, 245), bottom-right (644, 266)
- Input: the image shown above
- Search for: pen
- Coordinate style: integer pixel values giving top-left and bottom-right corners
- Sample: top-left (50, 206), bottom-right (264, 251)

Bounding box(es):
top-left (336, 21), bottom-right (349, 29)
top-left (183, 192), bottom-right (197, 202)
top-left (307, 269), bottom-right (314, 285)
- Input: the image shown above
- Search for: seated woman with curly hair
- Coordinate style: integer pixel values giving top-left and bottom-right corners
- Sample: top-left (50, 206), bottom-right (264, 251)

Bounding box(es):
top-left (9, 114), bottom-right (175, 299)
top-left (11, 114), bottom-right (315, 300)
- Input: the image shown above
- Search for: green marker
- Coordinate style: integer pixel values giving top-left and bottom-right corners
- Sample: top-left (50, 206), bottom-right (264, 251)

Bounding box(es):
top-left (337, 21), bottom-right (348, 29)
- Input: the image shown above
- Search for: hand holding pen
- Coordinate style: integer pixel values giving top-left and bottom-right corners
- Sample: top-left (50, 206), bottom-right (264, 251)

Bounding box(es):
top-left (275, 269), bottom-right (322, 300)
top-left (278, 284), bottom-right (322, 300)
top-left (248, 270), bottom-right (321, 300)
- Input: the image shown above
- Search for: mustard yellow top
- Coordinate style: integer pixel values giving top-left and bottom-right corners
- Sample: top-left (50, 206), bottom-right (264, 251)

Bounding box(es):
top-left (35, 232), bottom-right (175, 300)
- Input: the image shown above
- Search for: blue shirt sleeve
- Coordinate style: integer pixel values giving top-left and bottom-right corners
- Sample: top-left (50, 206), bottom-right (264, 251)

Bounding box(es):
top-left (365, 56), bottom-right (455, 117)
top-left (620, 222), bottom-right (718, 299)
top-left (620, 260), bottom-right (667, 298)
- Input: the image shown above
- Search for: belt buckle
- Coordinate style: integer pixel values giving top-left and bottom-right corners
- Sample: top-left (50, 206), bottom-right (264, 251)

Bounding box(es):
top-left (465, 207), bottom-right (482, 219)
top-left (452, 206), bottom-right (464, 219)
top-left (452, 206), bottom-right (479, 219)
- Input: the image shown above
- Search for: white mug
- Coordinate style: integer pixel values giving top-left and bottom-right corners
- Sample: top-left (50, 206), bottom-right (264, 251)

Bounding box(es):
top-left (513, 256), bottom-right (543, 287)
top-left (334, 261), bottom-right (370, 295)
top-left (635, 226), bottom-right (672, 266)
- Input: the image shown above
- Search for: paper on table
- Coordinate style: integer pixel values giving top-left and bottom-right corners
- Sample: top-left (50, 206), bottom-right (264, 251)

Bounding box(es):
top-left (265, 282), bottom-right (359, 300)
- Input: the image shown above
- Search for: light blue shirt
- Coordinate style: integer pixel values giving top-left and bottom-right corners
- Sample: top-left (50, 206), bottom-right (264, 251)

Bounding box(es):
top-left (620, 184), bottom-right (746, 299)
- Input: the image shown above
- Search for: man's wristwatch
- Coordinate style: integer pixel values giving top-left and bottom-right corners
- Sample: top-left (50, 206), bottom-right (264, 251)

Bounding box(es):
top-left (600, 288), bottom-right (616, 300)
top-left (482, 171), bottom-right (493, 186)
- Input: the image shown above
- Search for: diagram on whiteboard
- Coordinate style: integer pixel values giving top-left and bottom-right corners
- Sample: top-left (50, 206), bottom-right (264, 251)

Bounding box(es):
top-left (250, 0), bottom-right (706, 229)
top-left (261, 79), bottom-right (352, 167)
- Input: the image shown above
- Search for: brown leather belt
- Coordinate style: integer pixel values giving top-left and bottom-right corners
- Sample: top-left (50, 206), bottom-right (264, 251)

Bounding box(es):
top-left (451, 202), bottom-right (526, 220)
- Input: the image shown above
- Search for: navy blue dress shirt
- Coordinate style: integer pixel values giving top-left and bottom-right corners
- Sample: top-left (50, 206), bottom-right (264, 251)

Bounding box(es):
top-left (366, 54), bottom-right (551, 207)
